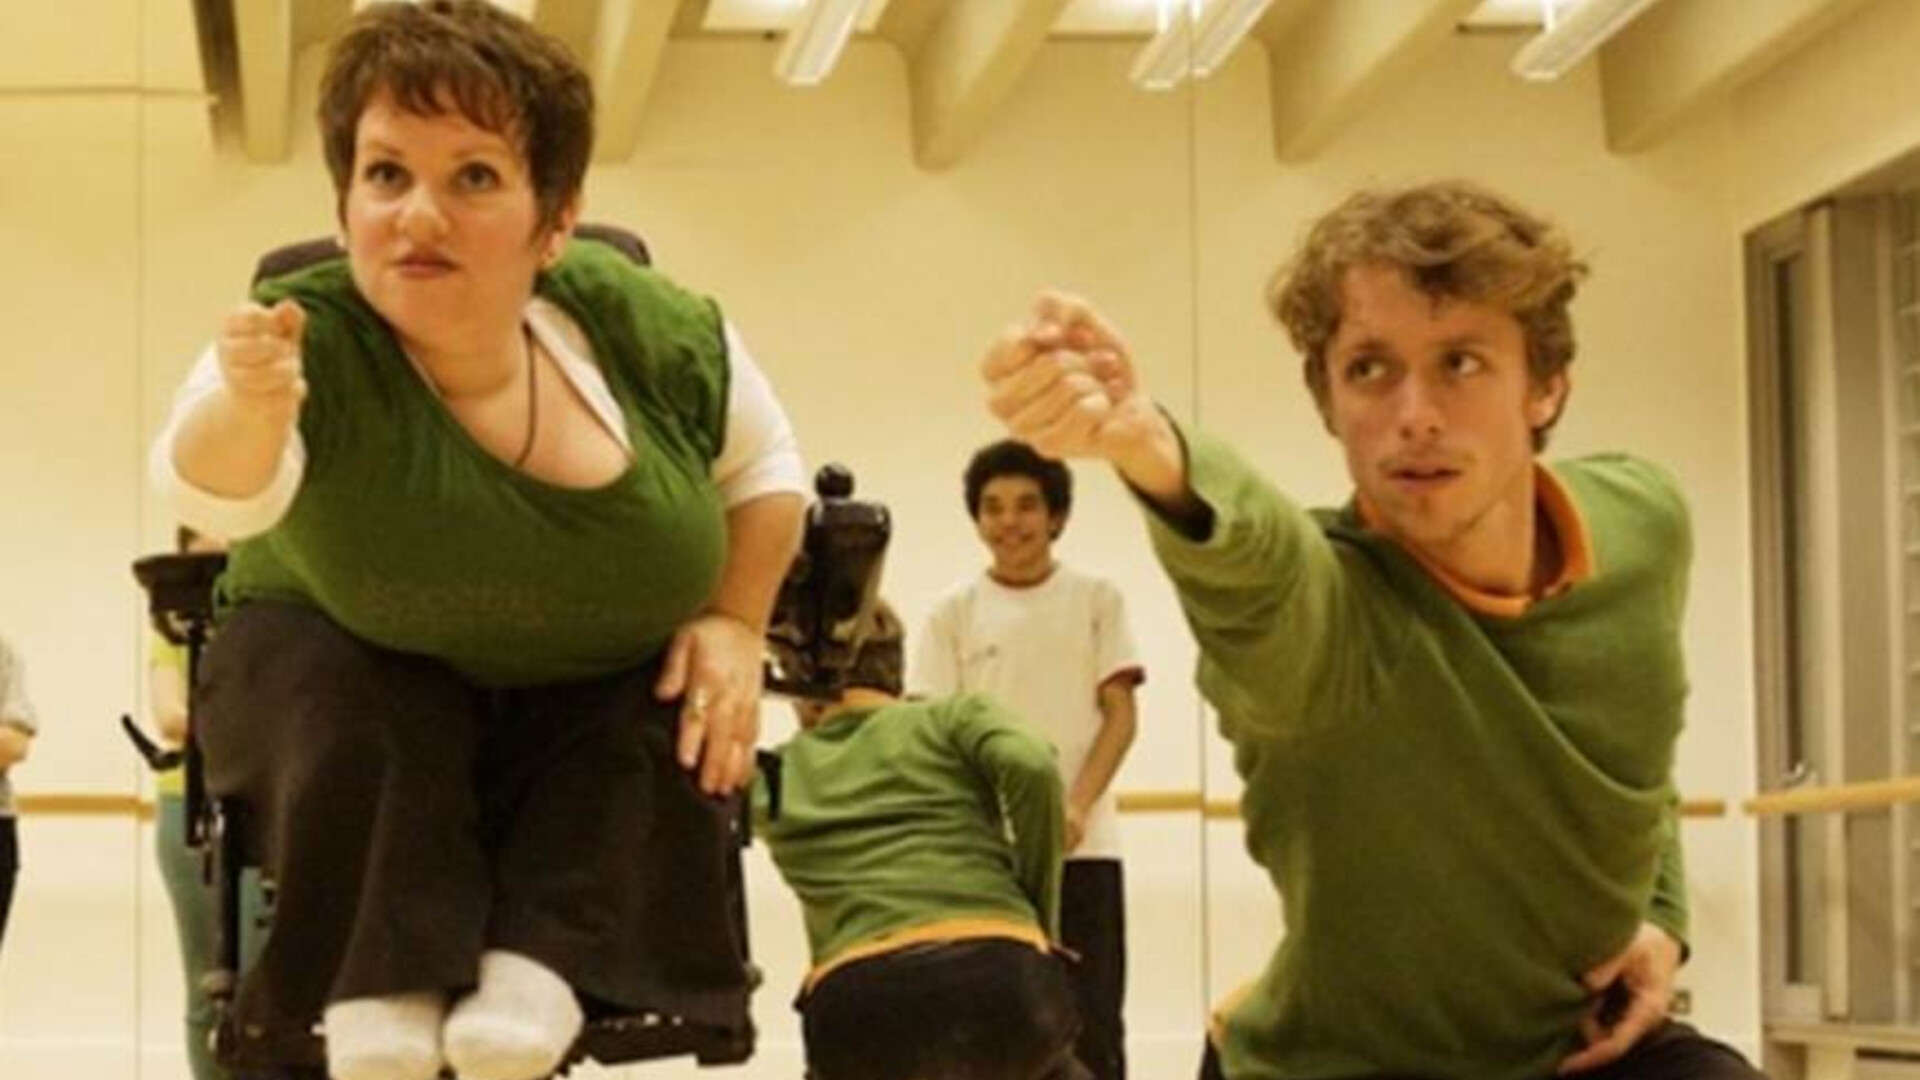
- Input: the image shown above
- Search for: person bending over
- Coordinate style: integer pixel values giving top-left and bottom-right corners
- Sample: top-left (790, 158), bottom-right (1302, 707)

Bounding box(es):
top-left (759, 602), bottom-right (1089, 1080)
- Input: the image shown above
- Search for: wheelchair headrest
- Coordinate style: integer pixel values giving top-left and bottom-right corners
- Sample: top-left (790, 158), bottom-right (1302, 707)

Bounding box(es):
top-left (132, 551), bottom-right (230, 645)
top-left (765, 465), bottom-right (893, 700)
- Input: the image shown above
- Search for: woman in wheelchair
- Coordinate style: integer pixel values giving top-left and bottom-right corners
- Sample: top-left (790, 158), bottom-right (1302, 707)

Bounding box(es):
top-left (147, 3), bottom-right (804, 1079)
top-left (759, 602), bottom-right (1091, 1080)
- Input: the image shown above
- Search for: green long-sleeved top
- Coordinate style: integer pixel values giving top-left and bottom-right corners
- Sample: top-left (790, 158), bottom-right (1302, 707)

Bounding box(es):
top-left (753, 693), bottom-right (1065, 981)
top-left (1152, 426), bottom-right (1691, 1080)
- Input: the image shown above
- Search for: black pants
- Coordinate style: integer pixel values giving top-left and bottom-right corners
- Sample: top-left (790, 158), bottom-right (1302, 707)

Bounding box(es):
top-left (1064, 859), bottom-right (1127, 1080)
top-left (196, 602), bottom-right (750, 1061)
top-left (1197, 1021), bottom-right (1767, 1080)
top-left (802, 939), bottom-right (1092, 1080)
top-left (0, 816), bottom-right (16, 950)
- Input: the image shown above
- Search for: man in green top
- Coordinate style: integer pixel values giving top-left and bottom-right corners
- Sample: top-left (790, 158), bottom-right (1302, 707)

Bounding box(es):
top-left (758, 601), bottom-right (1089, 1080)
top-left (980, 181), bottom-right (1765, 1080)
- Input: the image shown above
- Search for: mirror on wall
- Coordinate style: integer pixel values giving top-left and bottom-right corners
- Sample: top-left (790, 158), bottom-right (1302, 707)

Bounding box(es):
top-left (0, 1), bottom-right (151, 1076)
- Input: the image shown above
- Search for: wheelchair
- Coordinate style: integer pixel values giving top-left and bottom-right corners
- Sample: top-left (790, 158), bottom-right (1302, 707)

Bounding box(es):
top-left (122, 225), bottom-right (892, 1080)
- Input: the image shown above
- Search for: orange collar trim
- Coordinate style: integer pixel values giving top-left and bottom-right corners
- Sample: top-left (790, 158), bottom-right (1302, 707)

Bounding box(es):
top-left (1208, 978), bottom-right (1261, 1045)
top-left (1355, 464), bottom-right (1594, 619)
top-left (804, 917), bottom-right (1050, 991)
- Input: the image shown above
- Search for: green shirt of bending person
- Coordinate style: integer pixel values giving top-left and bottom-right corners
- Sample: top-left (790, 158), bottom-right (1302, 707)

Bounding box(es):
top-left (756, 601), bottom-right (1090, 1080)
top-left (980, 181), bottom-right (1766, 1080)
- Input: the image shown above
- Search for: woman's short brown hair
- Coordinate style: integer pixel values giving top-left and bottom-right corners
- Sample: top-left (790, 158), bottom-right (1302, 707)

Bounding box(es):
top-left (318, 0), bottom-right (593, 233)
top-left (1268, 181), bottom-right (1587, 447)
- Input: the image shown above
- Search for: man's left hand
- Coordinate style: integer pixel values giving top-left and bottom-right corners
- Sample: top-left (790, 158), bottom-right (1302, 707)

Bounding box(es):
top-left (1558, 921), bottom-right (1682, 1075)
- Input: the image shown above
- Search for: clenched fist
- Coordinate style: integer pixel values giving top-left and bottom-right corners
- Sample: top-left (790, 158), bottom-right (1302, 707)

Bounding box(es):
top-left (217, 298), bottom-right (308, 427)
top-left (981, 292), bottom-right (1199, 516)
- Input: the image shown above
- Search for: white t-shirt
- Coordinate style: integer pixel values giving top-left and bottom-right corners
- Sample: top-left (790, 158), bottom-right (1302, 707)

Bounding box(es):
top-left (0, 634), bottom-right (37, 818)
top-left (913, 565), bottom-right (1143, 860)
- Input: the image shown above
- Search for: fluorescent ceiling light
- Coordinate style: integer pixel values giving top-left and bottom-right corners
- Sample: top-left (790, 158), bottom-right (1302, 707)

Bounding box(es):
top-left (708, 0), bottom-right (888, 34)
top-left (1057, 0), bottom-right (1167, 35)
top-left (1510, 0), bottom-right (1663, 81)
top-left (351, 0), bottom-right (535, 12)
top-left (1461, 0), bottom-right (1553, 29)
top-left (774, 0), bottom-right (866, 86)
top-left (1130, 0), bottom-right (1276, 91)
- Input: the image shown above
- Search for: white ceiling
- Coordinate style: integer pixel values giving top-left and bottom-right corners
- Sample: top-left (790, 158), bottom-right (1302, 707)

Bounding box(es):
top-left (697, 0), bottom-right (1549, 36)
top-left (341, 0), bottom-right (1548, 37)
top-left (704, 0), bottom-right (893, 34)
top-left (10, 0), bottom-right (1865, 173)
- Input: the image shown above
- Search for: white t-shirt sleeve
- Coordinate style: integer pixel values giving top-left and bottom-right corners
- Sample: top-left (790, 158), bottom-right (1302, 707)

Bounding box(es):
top-left (1092, 578), bottom-right (1145, 687)
top-left (912, 595), bottom-right (963, 697)
top-left (151, 315), bottom-right (798, 536)
top-left (0, 636), bottom-right (38, 734)
top-left (148, 344), bottom-right (307, 542)
top-left (713, 322), bottom-right (806, 508)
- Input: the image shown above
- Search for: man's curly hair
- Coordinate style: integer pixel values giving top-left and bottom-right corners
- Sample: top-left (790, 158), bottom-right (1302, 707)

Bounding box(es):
top-left (1268, 181), bottom-right (1587, 449)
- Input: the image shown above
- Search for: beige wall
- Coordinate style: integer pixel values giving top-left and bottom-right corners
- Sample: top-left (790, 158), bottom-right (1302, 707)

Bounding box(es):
top-left (7, 1), bottom-right (1920, 1076)
top-left (1727, 0), bottom-right (1920, 231)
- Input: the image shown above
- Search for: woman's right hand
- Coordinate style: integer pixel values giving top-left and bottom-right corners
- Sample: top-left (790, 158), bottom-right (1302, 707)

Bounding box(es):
top-left (218, 298), bottom-right (309, 427)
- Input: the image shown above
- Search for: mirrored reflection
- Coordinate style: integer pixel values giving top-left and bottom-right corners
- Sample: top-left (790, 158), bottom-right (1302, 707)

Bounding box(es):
top-left (0, 0), bottom-right (149, 1077)
top-left (114, 3), bottom-right (1211, 1079)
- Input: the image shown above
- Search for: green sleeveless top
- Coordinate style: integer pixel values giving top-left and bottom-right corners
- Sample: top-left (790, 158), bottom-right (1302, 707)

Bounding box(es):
top-left (217, 239), bottom-right (730, 688)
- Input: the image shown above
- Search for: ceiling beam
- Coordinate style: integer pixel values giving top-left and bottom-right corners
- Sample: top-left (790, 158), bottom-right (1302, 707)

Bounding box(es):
top-left (1257, 0), bottom-right (1479, 162)
top-left (671, 0), bottom-right (713, 37)
top-left (884, 0), bottom-right (1073, 170)
top-left (233, 0), bottom-right (296, 161)
top-left (1597, 0), bottom-right (1872, 152)
top-left (876, 0), bottom-right (946, 52)
top-left (573, 0), bottom-right (683, 160)
top-left (532, 0), bottom-right (598, 62)
top-left (289, 0), bottom-right (351, 53)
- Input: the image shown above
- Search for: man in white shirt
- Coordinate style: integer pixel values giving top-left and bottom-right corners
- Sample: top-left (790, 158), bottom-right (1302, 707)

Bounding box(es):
top-left (0, 633), bottom-right (39, 954)
top-left (915, 439), bottom-right (1144, 1080)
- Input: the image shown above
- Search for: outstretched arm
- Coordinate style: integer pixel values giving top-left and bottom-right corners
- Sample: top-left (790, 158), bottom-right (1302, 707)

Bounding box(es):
top-left (953, 697), bottom-right (1067, 937)
top-left (981, 291), bottom-right (1203, 526)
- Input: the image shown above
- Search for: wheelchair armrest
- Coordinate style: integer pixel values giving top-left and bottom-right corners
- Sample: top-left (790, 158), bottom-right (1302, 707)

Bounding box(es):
top-left (133, 551), bottom-right (229, 645)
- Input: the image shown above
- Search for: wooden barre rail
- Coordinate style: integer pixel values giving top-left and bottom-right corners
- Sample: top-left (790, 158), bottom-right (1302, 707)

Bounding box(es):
top-left (1743, 776), bottom-right (1920, 817)
top-left (15, 787), bottom-right (1735, 818)
top-left (15, 793), bottom-right (155, 821)
top-left (1115, 791), bottom-right (1730, 820)
top-left (0, 790), bottom-right (1764, 823)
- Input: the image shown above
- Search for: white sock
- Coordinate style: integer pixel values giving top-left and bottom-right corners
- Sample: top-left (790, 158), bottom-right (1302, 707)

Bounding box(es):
top-left (443, 950), bottom-right (584, 1080)
top-left (323, 992), bottom-right (447, 1080)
